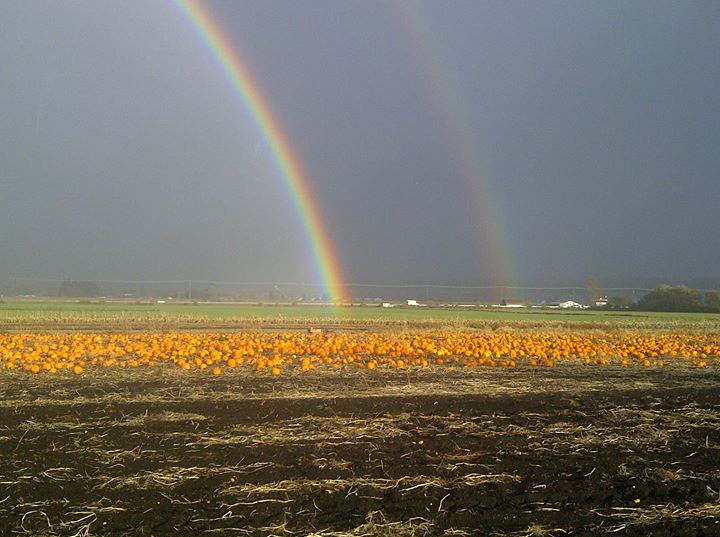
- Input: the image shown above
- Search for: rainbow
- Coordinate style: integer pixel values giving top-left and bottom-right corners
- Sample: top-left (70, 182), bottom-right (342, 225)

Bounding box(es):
top-left (391, 3), bottom-right (518, 291)
top-left (175, 0), bottom-right (346, 302)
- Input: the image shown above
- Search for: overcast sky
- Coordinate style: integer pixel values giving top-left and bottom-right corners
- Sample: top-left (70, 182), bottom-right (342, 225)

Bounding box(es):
top-left (2, 0), bottom-right (719, 291)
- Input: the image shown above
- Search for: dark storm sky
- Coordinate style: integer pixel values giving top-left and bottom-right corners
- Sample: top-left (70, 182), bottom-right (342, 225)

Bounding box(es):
top-left (2, 0), bottom-right (719, 289)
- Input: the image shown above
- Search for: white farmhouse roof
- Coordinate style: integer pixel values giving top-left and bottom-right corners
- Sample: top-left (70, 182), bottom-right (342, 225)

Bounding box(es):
top-left (559, 300), bottom-right (585, 309)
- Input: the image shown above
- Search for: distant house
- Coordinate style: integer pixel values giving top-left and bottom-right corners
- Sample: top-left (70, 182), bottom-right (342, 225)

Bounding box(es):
top-left (559, 300), bottom-right (586, 309)
top-left (381, 302), bottom-right (394, 308)
top-left (407, 299), bottom-right (420, 306)
top-left (494, 299), bottom-right (526, 308)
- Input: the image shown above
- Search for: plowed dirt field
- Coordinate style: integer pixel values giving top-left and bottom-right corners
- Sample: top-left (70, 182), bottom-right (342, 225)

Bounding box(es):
top-left (1, 366), bottom-right (719, 536)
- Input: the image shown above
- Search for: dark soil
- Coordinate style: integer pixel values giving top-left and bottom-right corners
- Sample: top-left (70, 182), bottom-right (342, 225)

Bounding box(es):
top-left (1, 366), bottom-right (719, 536)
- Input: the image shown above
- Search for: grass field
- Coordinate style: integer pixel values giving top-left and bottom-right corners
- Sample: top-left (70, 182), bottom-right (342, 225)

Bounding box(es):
top-left (3, 299), bottom-right (720, 331)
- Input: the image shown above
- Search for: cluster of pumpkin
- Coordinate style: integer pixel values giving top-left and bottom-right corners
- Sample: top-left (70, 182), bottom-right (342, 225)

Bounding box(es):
top-left (0, 332), bottom-right (717, 375)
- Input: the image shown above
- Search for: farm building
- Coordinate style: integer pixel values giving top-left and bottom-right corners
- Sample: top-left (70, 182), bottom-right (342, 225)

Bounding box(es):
top-left (558, 300), bottom-right (587, 309)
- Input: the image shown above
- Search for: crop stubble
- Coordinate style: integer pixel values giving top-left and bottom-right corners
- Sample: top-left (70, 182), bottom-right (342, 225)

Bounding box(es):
top-left (0, 364), bottom-right (719, 536)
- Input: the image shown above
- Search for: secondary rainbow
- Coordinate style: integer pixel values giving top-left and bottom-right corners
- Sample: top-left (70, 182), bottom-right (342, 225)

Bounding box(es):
top-left (392, 2), bottom-right (518, 291)
top-left (175, 0), bottom-right (346, 302)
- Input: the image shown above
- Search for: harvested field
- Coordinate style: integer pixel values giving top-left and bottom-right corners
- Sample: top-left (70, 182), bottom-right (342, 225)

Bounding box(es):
top-left (3, 300), bottom-right (720, 334)
top-left (1, 364), bottom-right (719, 536)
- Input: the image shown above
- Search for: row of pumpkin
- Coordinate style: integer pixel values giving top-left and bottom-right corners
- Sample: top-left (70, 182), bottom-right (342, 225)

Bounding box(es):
top-left (0, 331), bottom-right (717, 375)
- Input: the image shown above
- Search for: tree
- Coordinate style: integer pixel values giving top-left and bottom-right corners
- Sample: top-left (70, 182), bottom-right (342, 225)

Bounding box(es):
top-left (585, 276), bottom-right (604, 306)
top-left (608, 294), bottom-right (633, 309)
top-left (268, 285), bottom-right (285, 301)
top-left (636, 285), bottom-right (702, 312)
top-left (206, 285), bottom-right (220, 301)
top-left (58, 279), bottom-right (101, 298)
top-left (705, 290), bottom-right (720, 312)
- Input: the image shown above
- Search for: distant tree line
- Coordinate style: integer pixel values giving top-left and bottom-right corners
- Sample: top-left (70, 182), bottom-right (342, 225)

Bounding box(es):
top-left (634, 285), bottom-right (720, 313)
top-left (595, 284), bottom-right (720, 313)
top-left (54, 280), bottom-right (261, 301)
top-left (588, 278), bottom-right (720, 313)
top-left (58, 279), bottom-right (101, 298)
top-left (48, 279), bottom-right (720, 312)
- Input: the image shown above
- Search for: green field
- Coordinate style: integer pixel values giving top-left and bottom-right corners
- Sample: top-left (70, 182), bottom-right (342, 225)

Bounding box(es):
top-left (2, 299), bottom-right (720, 330)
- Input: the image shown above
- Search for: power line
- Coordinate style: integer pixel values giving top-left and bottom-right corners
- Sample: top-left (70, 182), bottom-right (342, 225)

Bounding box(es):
top-left (2, 276), bottom-right (699, 293)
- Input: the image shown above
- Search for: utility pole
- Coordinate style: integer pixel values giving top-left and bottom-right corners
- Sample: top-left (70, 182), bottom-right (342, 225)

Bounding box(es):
top-left (188, 280), bottom-right (192, 301)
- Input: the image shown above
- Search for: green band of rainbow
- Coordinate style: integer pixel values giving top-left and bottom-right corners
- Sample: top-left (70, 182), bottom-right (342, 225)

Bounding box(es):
top-left (176, 0), bottom-right (346, 302)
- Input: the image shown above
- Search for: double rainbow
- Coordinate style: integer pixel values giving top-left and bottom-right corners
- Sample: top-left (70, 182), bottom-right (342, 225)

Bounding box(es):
top-left (176, 0), bottom-right (346, 302)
